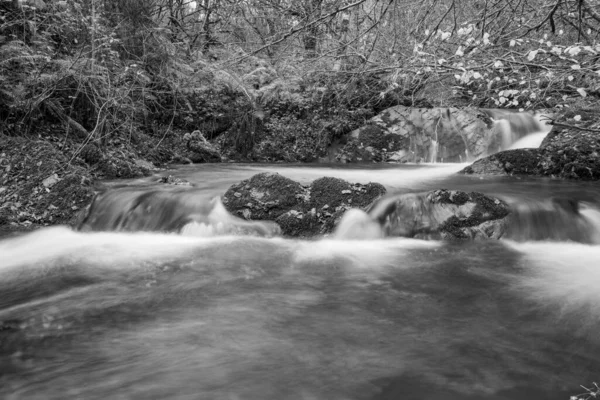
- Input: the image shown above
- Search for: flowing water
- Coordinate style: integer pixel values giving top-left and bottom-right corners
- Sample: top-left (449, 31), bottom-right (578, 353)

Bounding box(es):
top-left (2, 160), bottom-right (600, 400)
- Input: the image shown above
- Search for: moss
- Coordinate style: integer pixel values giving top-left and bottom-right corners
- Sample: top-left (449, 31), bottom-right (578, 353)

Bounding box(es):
top-left (357, 125), bottom-right (407, 151)
top-left (429, 189), bottom-right (470, 206)
top-left (0, 135), bottom-right (94, 226)
top-left (223, 172), bottom-right (306, 220)
top-left (80, 144), bottom-right (103, 165)
top-left (275, 212), bottom-right (321, 237)
top-left (461, 149), bottom-right (543, 176)
top-left (224, 173), bottom-right (386, 237)
top-left (437, 191), bottom-right (509, 239)
top-left (309, 177), bottom-right (352, 209)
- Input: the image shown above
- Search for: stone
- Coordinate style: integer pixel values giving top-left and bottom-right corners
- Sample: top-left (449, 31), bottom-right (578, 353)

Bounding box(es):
top-left (184, 130), bottom-right (222, 163)
top-left (223, 173), bottom-right (386, 237)
top-left (460, 148), bottom-right (543, 176)
top-left (335, 189), bottom-right (510, 240)
top-left (330, 106), bottom-right (546, 164)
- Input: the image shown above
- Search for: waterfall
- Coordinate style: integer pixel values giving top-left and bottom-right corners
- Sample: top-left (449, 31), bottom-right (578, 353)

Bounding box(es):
top-left (484, 109), bottom-right (552, 151)
top-left (429, 139), bottom-right (439, 163)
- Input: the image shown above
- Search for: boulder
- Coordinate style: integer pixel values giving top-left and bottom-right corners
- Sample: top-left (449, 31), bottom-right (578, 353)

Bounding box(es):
top-left (460, 148), bottom-right (543, 176)
top-left (332, 106), bottom-right (498, 163)
top-left (330, 106), bottom-right (548, 164)
top-left (184, 130), bottom-right (222, 163)
top-left (335, 189), bottom-right (510, 240)
top-left (537, 125), bottom-right (600, 180)
top-left (222, 173), bottom-right (386, 237)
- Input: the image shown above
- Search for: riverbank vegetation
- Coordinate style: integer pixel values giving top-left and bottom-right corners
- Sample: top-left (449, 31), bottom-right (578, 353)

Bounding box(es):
top-left (2, 0), bottom-right (600, 226)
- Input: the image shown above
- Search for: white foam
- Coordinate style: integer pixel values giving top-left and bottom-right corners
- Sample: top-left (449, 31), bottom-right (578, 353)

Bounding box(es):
top-left (243, 163), bottom-right (468, 188)
top-left (0, 227), bottom-right (224, 271)
top-left (505, 240), bottom-right (600, 322)
top-left (294, 237), bottom-right (441, 269)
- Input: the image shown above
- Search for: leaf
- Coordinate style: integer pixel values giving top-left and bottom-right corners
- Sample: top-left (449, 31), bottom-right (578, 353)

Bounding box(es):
top-left (509, 40), bottom-right (516, 47)
top-left (483, 33), bottom-right (491, 45)
top-left (574, 115), bottom-right (582, 121)
top-left (576, 88), bottom-right (587, 98)
top-left (472, 72), bottom-right (482, 79)
top-left (527, 50), bottom-right (538, 61)
top-left (571, 64), bottom-right (581, 70)
top-left (493, 60), bottom-right (503, 69)
top-left (455, 47), bottom-right (464, 57)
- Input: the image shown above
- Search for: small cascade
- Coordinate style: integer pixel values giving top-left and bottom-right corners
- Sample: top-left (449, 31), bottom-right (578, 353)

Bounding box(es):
top-left (429, 139), bottom-right (439, 163)
top-left (494, 118), bottom-right (514, 150)
top-left (508, 131), bottom-right (548, 149)
top-left (78, 187), bottom-right (281, 237)
top-left (483, 109), bottom-right (552, 151)
top-left (505, 198), bottom-right (600, 243)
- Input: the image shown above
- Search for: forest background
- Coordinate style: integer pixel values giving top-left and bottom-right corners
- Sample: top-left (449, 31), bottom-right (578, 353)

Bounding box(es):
top-left (2, 0), bottom-right (600, 226)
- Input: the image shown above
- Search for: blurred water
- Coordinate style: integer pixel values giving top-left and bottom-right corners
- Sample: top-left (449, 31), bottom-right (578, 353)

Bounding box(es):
top-left (1, 163), bottom-right (599, 400)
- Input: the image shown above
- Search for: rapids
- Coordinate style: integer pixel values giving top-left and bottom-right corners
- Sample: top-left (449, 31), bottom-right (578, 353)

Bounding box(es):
top-left (1, 161), bottom-right (600, 400)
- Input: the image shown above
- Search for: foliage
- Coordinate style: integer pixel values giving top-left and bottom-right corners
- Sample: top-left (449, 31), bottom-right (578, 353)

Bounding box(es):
top-left (2, 0), bottom-right (600, 166)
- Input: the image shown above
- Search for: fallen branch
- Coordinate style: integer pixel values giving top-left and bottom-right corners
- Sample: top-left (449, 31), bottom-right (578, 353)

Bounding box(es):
top-left (550, 121), bottom-right (600, 133)
top-left (42, 99), bottom-right (89, 139)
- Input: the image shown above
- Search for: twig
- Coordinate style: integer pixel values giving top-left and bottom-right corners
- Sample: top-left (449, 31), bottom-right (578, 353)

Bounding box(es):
top-left (551, 121), bottom-right (600, 132)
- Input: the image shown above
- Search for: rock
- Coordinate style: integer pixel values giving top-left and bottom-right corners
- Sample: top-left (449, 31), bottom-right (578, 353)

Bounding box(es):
top-left (537, 124), bottom-right (600, 180)
top-left (332, 106), bottom-right (491, 163)
top-left (460, 148), bottom-right (543, 176)
top-left (223, 172), bottom-right (306, 221)
top-left (222, 173), bottom-right (386, 237)
top-left (170, 155), bottom-right (193, 165)
top-left (159, 175), bottom-right (191, 186)
top-left (184, 130), bottom-right (222, 163)
top-left (80, 144), bottom-right (103, 165)
top-left (331, 106), bottom-right (546, 164)
top-left (42, 173), bottom-right (60, 188)
top-left (335, 189), bottom-right (510, 240)
top-left (96, 156), bottom-right (151, 179)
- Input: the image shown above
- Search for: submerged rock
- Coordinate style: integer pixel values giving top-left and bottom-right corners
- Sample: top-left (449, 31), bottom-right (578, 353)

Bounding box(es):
top-left (222, 173), bottom-right (386, 237)
top-left (505, 197), bottom-right (598, 243)
top-left (335, 189), bottom-right (510, 240)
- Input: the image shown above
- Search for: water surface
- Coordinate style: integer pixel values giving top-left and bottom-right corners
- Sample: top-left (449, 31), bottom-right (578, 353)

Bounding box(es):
top-left (2, 163), bottom-right (599, 400)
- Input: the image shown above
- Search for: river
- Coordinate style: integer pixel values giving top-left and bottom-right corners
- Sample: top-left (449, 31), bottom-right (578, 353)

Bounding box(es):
top-left (1, 161), bottom-right (600, 400)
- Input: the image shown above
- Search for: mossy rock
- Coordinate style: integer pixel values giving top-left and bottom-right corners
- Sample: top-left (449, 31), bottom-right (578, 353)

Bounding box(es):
top-left (366, 189), bottom-right (510, 240)
top-left (223, 172), bottom-right (307, 221)
top-left (460, 149), bottom-right (543, 176)
top-left (223, 173), bottom-right (387, 237)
